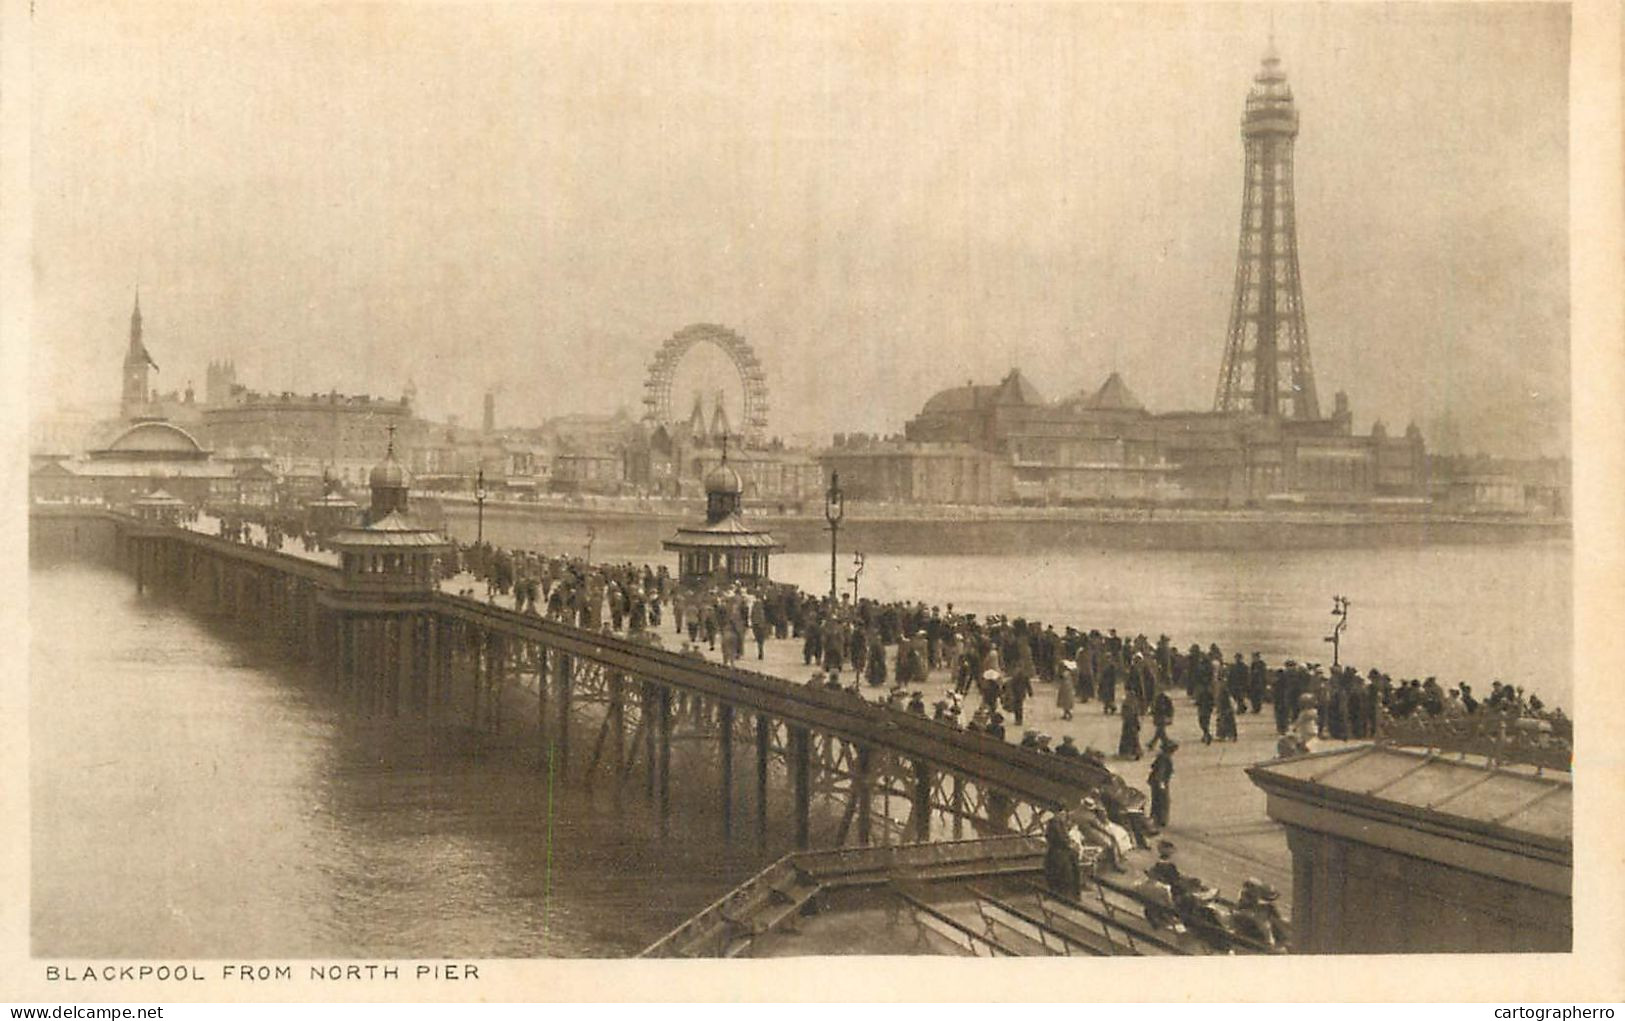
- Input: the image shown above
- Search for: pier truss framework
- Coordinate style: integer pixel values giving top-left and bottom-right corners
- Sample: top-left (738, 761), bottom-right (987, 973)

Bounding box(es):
top-left (99, 511), bottom-right (1107, 854)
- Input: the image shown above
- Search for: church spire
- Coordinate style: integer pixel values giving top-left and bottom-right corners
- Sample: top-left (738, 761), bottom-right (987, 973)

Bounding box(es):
top-left (121, 290), bottom-right (157, 418)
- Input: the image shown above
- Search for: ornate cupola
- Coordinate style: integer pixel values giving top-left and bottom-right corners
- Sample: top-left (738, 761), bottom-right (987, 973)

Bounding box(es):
top-left (704, 440), bottom-right (745, 523)
top-left (366, 425), bottom-right (411, 523)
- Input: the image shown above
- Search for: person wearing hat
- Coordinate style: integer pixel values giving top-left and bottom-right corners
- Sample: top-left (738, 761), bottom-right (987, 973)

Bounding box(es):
top-left (1117, 689), bottom-right (1143, 760)
top-left (1044, 811), bottom-right (1083, 899)
top-left (1272, 664), bottom-right (1294, 735)
top-left (986, 712), bottom-right (1006, 741)
top-left (1020, 728), bottom-right (1041, 750)
top-left (1147, 688), bottom-right (1176, 753)
top-left (1214, 659), bottom-right (1240, 742)
top-left (1249, 652), bottom-right (1269, 715)
top-left (1079, 796), bottom-right (1131, 873)
top-left (1056, 734), bottom-right (1081, 758)
top-left (1006, 660), bottom-right (1034, 727)
top-left (1056, 659), bottom-right (1077, 720)
top-left (1148, 739), bottom-right (1178, 829)
top-left (865, 629), bottom-right (888, 687)
top-left (1149, 840), bottom-right (1183, 888)
top-left (1290, 693), bottom-right (1319, 755)
top-left (1234, 878), bottom-right (1290, 951)
top-left (1194, 659), bottom-right (1217, 745)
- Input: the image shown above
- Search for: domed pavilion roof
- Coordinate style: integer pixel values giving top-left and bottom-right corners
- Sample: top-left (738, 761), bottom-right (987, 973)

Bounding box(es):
top-left (94, 419), bottom-right (209, 460)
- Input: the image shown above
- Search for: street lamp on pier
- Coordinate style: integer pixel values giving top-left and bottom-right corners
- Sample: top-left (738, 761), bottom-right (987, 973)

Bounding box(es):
top-left (1324, 594), bottom-right (1351, 667)
top-left (849, 552), bottom-right (865, 604)
top-left (824, 472), bottom-right (844, 607)
top-left (475, 467), bottom-right (487, 545)
top-left (585, 525), bottom-right (596, 564)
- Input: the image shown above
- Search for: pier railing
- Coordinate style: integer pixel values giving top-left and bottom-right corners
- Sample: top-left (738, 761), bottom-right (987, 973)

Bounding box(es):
top-left (432, 593), bottom-right (1114, 809)
top-left (1376, 707), bottom-right (1572, 773)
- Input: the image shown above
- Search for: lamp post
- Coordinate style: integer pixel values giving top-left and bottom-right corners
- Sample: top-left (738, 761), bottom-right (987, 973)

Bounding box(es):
top-left (1324, 594), bottom-right (1351, 667)
top-left (849, 551), bottom-right (865, 604)
top-left (585, 525), bottom-right (596, 564)
top-left (824, 472), bottom-right (844, 607)
top-left (475, 467), bottom-right (487, 545)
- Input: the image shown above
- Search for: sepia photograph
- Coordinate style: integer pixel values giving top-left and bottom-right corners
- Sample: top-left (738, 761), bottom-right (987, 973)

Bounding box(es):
top-left (8, 0), bottom-right (1617, 998)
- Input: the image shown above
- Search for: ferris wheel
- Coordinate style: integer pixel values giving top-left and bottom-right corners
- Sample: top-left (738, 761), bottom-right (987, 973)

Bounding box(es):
top-left (641, 323), bottom-right (770, 445)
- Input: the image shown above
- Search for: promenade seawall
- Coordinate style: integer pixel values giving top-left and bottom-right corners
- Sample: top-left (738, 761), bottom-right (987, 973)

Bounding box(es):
top-left (434, 496), bottom-right (1568, 555)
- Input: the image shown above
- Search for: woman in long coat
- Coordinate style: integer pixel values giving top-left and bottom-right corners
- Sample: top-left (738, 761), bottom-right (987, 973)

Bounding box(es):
top-left (1056, 661), bottom-right (1077, 720)
top-left (1215, 670), bottom-right (1239, 741)
top-left (865, 632), bottom-right (888, 687)
top-left (1118, 691), bottom-right (1143, 760)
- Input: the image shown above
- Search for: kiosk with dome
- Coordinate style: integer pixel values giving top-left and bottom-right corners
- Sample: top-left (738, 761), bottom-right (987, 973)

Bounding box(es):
top-left (662, 443), bottom-right (782, 584)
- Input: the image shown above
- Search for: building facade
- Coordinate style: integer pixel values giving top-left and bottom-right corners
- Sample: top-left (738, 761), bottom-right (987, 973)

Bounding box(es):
top-left (818, 438), bottom-right (1012, 505)
top-left (201, 390), bottom-right (421, 486)
top-left (898, 369), bottom-right (1426, 506)
top-left (29, 419), bottom-right (272, 508)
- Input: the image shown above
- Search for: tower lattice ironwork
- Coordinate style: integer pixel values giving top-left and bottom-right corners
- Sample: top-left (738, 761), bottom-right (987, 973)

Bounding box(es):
top-left (1214, 43), bottom-right (1321, 420)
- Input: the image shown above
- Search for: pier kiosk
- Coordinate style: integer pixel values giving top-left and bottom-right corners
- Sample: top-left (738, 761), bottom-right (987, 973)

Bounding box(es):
top-left (131, 488), bottom-right (187, 526)
top-left (663, 451), bottom-right (781, 584)
top-left (304, 473), bottom-right (361, 535)
top-left (318, 437), bottom-right (451, 715)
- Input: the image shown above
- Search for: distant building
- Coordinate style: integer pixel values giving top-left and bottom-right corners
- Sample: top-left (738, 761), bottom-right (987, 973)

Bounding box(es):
top-left (688, 447), bottom-right (824, 508)
top-left (882, 44), bottom-right (1444, 508)
top-left (200, 389), bottom-right (420, 487)
top-left (29, 418), bottom-right (271, 508)
top-left (552, 451), bottom-right (624, 493)
top-left (1430, 455), bottom-right (1570, 517)
top-left (205, 359), bottom-right (239, 406)
top-left (901, 369), bottom-right (1426, 506)
top-left (819, 437), bottom-right (1011, 505)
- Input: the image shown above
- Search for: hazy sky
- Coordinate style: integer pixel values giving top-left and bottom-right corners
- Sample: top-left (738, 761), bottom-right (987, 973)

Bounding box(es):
top-left (29, 2), bottom-right (1569, 456)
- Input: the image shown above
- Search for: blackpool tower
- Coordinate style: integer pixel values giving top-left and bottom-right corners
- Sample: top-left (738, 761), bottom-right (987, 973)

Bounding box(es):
top-left (1213, 42), bottom-right (1321, 420)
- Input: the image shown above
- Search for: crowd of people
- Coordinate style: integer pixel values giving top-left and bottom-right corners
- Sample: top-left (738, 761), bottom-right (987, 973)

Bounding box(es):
top-left (204, 508), bottom-right (1568, 757)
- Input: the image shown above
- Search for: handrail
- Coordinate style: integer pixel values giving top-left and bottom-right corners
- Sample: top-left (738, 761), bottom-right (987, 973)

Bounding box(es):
top-left (433, 595), bottom-right (1107, 809)
top-left (1376, 706), bottom-right (1572, 773)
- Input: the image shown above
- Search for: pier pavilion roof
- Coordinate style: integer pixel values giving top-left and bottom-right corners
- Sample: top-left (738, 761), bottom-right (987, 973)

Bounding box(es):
top-left (90, 419), bottom-right (211, 460)
top-left (306, 490), bottom-right (359, 510)
top-left (330, 510), bottom-right (449, 548)
top-left (133, 488), bottom-right (187, 508)
top-left (662, 514), bottom-right (783, 551)
top-left (1249, 744), bottom-right (1571, 852)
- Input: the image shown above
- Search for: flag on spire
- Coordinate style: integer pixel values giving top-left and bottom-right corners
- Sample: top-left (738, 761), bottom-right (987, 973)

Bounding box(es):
top-left (129, 290), bottom-right (159, 372)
